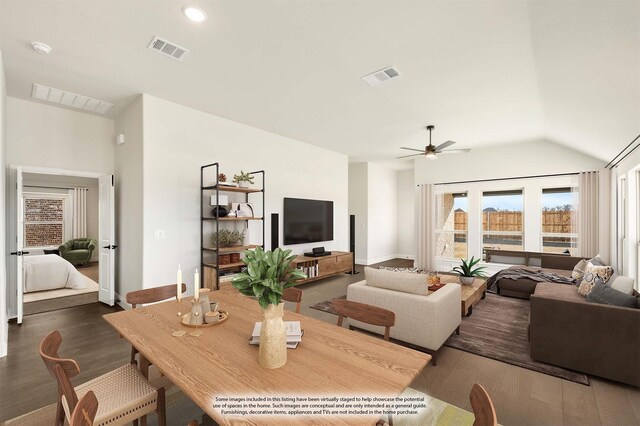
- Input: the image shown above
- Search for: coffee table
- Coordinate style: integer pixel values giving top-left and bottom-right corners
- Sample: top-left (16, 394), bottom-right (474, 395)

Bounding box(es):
top-left (438, 275), bottom-right (487, 316)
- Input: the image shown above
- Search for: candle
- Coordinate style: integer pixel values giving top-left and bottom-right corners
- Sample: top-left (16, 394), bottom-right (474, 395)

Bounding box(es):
top-left (177, 265), bottom-right (182, 302)
top-left (194, 268), bottom-right (200, 301)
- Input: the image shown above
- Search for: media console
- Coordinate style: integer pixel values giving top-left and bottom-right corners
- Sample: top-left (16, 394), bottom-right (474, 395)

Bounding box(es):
top-left (292, 251), bottom-right (354, 285)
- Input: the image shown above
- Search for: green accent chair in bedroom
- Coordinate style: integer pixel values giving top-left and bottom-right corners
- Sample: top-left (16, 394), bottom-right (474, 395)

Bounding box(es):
top-left (59, 238), bottom-right (97, 266)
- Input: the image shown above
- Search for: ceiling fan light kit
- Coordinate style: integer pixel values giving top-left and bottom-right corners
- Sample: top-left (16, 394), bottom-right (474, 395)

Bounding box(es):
top-left (396, 124), bottom-right (470, 160)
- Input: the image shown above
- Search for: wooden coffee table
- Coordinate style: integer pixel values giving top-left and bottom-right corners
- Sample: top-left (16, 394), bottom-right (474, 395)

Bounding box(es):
top-left (439, 275), bottom-right (487, 316)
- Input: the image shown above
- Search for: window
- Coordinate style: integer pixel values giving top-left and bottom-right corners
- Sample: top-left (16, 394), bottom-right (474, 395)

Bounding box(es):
top-left (541, 187), bottom-right (577, 255)
top-left (482, 190), bottom-right (524, 254)
top-left (436, 192), bottom-right (467, 258)
top-left (23, 195), bottom-right (66, 248)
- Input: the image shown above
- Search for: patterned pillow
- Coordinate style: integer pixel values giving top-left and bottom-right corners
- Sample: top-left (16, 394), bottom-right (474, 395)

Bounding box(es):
top-left (377, 266), bottom-right (427, 274)
top-left (578, 262), bottom-right (614, 297)
top-left (571, 259), bottom-right (588, 281)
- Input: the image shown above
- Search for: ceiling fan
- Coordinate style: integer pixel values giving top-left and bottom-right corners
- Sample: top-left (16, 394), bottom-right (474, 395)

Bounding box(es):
top-left (397, 125), bottom-right (470, 160)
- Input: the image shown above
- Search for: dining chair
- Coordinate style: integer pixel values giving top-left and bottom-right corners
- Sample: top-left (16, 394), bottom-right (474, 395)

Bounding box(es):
top-left (66, 384), bottom-right (98, 426)
top-left (40, 330), bottom-right (166, 426)
top-left (331, 298), bottom-right (396, 341)
top-left (470, 383), bottom-right (497, 426)
top-left (282, 287), bottom-right (303, 313)
top-left (126, 283), bottom-right (187, 363)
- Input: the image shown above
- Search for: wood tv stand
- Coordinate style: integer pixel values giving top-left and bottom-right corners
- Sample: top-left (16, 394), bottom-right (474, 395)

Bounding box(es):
top-left (292, 251), bottom-right (353, 285)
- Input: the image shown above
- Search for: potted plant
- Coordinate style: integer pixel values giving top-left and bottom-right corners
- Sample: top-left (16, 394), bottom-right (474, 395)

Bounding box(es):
top-left (232, 247), bottom-right (307, 369)
top-left (212, 230), bottom-right (244, 264)
top-left (452, 256), bottom-right (486, 285)
top-left (233, 171), bottom-right (255, 188)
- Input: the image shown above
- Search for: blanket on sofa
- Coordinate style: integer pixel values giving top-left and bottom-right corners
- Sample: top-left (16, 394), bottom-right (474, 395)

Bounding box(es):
top-left (486, 267), bottom-right (575, 294)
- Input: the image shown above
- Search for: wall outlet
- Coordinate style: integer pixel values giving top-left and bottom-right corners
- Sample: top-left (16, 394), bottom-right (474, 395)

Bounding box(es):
top-left (154, 229), bottom-right (165, 240)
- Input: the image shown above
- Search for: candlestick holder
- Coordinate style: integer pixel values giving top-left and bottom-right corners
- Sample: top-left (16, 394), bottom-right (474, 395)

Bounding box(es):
top-left (176, 298), bottom-right (183, 318)
top-left (188, 299), bottom-right (204, 337)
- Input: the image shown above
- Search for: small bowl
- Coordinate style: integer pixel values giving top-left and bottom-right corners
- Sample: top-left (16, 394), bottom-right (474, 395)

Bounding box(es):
top-left (204, 311), bottom-right (221, 324)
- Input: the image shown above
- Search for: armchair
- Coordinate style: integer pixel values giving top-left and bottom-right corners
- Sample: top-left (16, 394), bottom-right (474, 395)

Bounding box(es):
top-left (59, 238), bottom-right (97, 266)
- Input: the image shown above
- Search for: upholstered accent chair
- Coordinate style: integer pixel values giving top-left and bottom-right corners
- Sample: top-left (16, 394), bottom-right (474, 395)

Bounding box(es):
top-left (59, 238), bottom-right (97, 265)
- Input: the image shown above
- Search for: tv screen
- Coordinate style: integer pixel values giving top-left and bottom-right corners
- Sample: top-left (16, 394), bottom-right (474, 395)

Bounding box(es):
top-left (283, 198), bottom-right (334, 245)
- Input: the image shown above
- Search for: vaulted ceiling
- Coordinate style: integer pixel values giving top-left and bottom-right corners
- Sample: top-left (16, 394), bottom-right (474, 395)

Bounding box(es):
top-left (1, 1), bottom-right (638, 163)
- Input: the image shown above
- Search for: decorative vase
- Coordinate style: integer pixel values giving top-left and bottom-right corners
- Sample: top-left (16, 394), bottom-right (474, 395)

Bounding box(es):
top-left (211, 206), bottom-right (228, 218)
top-left (189, 300), bottom-right (204, 325)
top-left (259, 303), bottom-right (287, 369)
top-left (238, 181), bottom-right (248, 188)
top-left (459, 276), bottom-right (475, 286)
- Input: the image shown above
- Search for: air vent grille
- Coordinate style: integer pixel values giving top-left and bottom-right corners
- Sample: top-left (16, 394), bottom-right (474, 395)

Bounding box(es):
top-left (31, 84), bottom-right (113, 114)
top-left (361, 66), bottom-right (401, 86)
top-left (148, 36), bottom-right (189, 61)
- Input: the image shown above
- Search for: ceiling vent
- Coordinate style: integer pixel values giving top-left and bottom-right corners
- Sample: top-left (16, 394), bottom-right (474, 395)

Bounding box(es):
top-left (31, 83), bottom-right (114, 114)
top-left (361, 66), bottom-right (401, 86)
top-left (148, 36), bottom-right (189, 61)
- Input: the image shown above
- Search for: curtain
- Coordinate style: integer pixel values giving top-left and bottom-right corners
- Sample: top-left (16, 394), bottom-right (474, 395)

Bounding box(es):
top-left (71, 188), bottom-right (88, 239)
top-left (415, 184), bottom-right (436, 270)
top-left (578, 171), bottom-right (599, 257)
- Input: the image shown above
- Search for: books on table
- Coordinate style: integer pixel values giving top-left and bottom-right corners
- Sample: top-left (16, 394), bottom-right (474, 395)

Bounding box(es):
top-left (250, 321), bottom-right (303, 349)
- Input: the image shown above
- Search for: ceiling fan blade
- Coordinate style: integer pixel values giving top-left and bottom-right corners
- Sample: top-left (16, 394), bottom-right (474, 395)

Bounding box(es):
top-left (437, 149), bottom-right (471, 154)
top-left (434, 140), bottom-right (456, 151)
top-left (396, 153), bottom-right (425, 159)
top-left (399, 146), bottom-right (426, 152)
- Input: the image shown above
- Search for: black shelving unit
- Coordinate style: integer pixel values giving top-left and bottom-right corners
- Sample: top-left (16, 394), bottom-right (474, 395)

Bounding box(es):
top-left (200, 163), bottom-right (265, 290)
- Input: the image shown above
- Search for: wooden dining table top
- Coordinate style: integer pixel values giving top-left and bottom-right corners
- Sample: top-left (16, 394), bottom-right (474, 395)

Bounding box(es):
top-left (103, 288), bottom-right (431, 425)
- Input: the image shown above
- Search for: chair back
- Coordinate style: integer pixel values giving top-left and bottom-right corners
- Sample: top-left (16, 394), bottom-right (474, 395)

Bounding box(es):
top-left (40, 331), bottom-right (81, 415)
top-left (282, 287), bottom-right (303, 313)
top-left (470, 383), bottom-right (497, 426)
top-left (331, 299), bottom-right (395, 341)
top-left (126, 283), bottom-right (187, 308)
top-left (69, 389), bottom-right (98, 426)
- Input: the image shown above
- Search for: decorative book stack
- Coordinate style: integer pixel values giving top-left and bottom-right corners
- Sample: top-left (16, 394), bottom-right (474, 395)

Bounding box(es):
top-left (250, 321), bottom-right (304, 349)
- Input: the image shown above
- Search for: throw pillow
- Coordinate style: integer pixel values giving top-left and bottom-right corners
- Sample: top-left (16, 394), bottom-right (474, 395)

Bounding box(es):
top-left (571, 259), bottom-right (588, 282)
top-left (586, 283), bottom-right (638, 309)
top-left (608, 273), bottom-right (635, 295)
top-left (578, 262), bottom-right (613, 297)
top-left (377, 266), bottom-right (427, 274)
top-left (365, 267), bottom-right (429, 295)
top-left (588, 254), bottom-right (605, 266)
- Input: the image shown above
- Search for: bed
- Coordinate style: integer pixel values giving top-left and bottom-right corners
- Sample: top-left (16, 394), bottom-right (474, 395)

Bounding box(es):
top-left (23, 255), bottom-right (87, 293)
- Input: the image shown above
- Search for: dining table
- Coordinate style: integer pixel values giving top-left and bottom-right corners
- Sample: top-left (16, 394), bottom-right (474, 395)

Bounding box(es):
top-left (103, 288), bottom-right (431, 425)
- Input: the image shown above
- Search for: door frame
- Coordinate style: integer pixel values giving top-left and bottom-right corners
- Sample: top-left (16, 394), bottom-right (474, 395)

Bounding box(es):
top-left (6, 165), bottom-right (110, 322)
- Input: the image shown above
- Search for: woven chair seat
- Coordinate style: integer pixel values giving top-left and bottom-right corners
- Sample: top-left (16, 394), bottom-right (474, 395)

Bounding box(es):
top-left (62, 363), bottom-right (158, 426)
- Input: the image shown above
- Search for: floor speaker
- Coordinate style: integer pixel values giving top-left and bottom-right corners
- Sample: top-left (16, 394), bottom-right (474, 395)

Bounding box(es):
top-left (346, 214), bottom-right (360, 274)
top-left (271, 213), bottom-right (279, 251)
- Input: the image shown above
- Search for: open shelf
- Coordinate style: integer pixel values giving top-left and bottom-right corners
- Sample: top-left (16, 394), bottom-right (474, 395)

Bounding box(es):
top-left (201, 185), bottom-right (263, 194)
top-left (202, 244), bottom-right (261, 253)
top-left (204, 261), bottom-right (246, 270)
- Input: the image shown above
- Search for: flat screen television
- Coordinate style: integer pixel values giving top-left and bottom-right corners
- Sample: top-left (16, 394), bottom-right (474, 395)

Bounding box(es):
top-left (283, 198), bottom-right (334, 245)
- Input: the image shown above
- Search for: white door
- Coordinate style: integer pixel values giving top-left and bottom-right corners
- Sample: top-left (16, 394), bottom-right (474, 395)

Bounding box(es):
top-left (14, 167), bottom-right (24, 324)
top-left (98, 175), bottom-right (115, 306)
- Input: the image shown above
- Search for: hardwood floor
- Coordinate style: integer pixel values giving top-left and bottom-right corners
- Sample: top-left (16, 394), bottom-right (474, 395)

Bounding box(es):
top-left (77, 261), bottom-right (99, 282)
top-left (2, 258), bottom-right (639, 425)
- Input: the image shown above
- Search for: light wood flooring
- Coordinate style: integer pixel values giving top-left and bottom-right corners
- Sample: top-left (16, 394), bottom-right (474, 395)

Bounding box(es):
top-left (2, 259), bottom-right (639, 425)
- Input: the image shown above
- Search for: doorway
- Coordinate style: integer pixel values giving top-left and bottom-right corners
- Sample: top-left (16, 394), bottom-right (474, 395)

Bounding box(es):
top-left (7, 166), bottom-right (115, 324)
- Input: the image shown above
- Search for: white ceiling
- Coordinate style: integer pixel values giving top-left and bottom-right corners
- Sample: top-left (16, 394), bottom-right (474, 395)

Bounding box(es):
top-left (1, 0), bottom-right (638, 164)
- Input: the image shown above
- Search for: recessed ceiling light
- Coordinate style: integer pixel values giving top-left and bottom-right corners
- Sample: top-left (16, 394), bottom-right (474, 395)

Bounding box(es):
top-left (183, 6), bottom-right (207, 22)
top-left (31, 41), bottom-right (52, 55)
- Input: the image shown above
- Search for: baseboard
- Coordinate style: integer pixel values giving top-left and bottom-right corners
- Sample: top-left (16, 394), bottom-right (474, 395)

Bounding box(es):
top-left (114, 292), bottom-right (131, 310)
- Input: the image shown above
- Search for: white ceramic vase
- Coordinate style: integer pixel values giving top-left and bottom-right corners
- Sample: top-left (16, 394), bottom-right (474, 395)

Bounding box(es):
top-left (259, 303), bottom-right (287, 369)
top-left (459, 276), bottom-right (475, 286)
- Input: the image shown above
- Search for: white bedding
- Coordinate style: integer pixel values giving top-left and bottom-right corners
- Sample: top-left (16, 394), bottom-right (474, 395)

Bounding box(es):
top-left (23, 255), bottom-right (87, 293)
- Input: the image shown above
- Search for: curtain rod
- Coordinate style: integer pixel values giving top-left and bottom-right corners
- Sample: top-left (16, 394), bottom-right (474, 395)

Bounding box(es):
top-left (606, 134), bottom-right (640, 169)
top-left (24, 185), bottom-right (89, 191)
top-left (428, 171), bottom-right (589, 186)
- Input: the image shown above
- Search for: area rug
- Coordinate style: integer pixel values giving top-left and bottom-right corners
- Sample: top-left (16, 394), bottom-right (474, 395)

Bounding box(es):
top-left (310, 293), bottom-right (589, 385)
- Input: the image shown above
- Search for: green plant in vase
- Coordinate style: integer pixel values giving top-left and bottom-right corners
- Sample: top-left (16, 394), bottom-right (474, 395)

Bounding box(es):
top-left (452, 256), bottom-right (486, 286)
top-left (211, 229), bottom-right (243, 247)
top-left (232, 247), bottom-right (307, 369)
top-left (233, 171), bottom-right (255, 188)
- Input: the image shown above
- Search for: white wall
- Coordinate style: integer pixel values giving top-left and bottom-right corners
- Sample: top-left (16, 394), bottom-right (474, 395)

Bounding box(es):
top-left (114, 96), bottom-right (144, 302)
top-left (367, 163), bottom-right (398, 264)
top-left (348, 163), bottom-right (368, 264)
top-left (5, 97), bottom-right (114, 174)
top-left (0, 50), bottom-right (8, 358)
top-left (141, 95), bottom-right (349, 292)
top-left (396, 169), bottom-right (415, 258)
top-left (414, 139), bottom-right (605, 184)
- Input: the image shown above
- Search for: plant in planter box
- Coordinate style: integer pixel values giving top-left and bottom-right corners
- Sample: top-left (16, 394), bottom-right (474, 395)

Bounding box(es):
top-left (232, 171), bottom-right (255, 188)
top-left (211, 229), bottom-right (243, 247)
top-left (452, 256), bottom-right (486, 285)
top-left (232, 247), bottom-right (307, 369)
